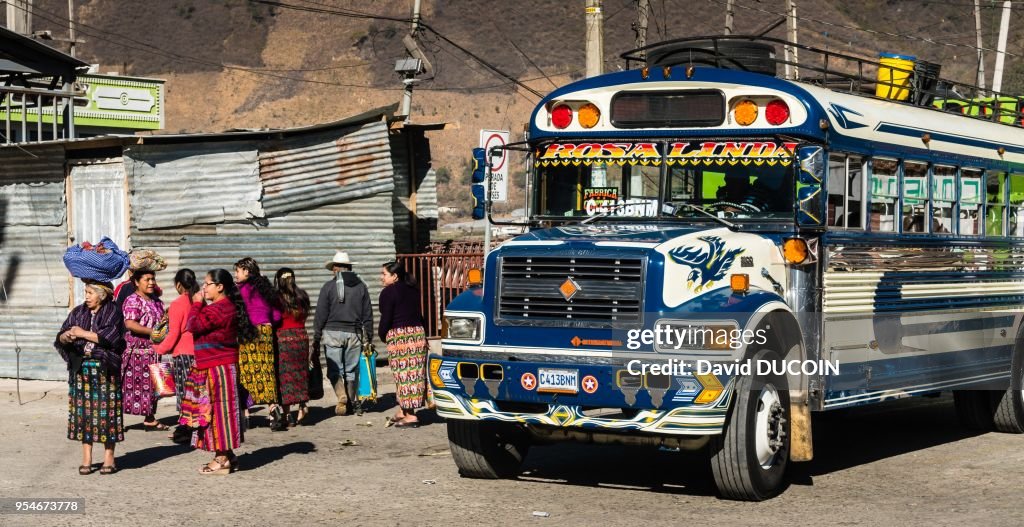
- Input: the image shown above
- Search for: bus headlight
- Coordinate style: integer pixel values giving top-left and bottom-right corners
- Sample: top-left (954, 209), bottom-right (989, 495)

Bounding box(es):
top-left (445, 316), bottom-right (481, 340)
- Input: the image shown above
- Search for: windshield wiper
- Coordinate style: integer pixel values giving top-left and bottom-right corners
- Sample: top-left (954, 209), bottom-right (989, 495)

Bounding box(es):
top-left (675, 203), bottom-right (740, 231)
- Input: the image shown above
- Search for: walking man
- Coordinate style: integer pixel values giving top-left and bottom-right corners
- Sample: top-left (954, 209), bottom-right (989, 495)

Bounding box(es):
top-left (313, 251), bottom-right (374, 415)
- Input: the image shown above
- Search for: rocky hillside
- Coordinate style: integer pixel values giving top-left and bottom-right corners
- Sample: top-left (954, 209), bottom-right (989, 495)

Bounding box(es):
top-left (13, 0), bottom-right (1024, 217)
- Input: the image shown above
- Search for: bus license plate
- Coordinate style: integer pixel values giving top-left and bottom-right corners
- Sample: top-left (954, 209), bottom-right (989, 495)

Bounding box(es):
top-left (538, 368), bottom-right (579, 394)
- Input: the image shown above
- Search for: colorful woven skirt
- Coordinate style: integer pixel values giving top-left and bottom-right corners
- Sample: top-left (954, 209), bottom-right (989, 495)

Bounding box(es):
top-left (180, 364), bottom-right (242, 452)
top-left (171, 355), bottom-right (196, 413)
top-left (239, 324), bottom-right (277, 405)
top-left (385, 325), bottom-right (428, 411)
top-left (121, 348), bottom-right (158, 416)
top-left (68, 360), bottom-right (124, 444)
top-left (276, 328), bottom-right (310, 406)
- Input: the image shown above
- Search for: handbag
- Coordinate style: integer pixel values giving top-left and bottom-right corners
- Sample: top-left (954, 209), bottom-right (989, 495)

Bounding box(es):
top-left (150, 314), bottom-right (170, 344)
top-left (149, 361), bottom-right (176, 398)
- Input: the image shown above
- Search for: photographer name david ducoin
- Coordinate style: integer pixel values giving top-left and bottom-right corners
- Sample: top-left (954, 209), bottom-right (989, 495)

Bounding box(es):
top-left (626, 358), bottom-right (841, 376)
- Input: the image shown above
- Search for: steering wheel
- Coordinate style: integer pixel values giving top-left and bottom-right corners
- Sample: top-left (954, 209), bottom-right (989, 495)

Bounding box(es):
top-left (706, 201), bottom-right (756, 212)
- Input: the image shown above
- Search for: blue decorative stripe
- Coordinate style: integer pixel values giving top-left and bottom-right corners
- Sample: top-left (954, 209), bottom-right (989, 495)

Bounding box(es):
top-left (875, 123), bottom-right (1024, 155)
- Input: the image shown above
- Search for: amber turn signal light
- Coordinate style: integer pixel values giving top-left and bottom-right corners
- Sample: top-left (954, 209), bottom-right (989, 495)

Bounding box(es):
top-left (467, 268), bottom-right (483, 286)
top-left (783, 238), bottom-right (808, 264)
top-left (730, 273), bottom-right (749, 294)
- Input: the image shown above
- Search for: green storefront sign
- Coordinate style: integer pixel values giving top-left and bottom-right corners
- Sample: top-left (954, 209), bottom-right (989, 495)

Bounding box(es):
top-left (0, 73), bottom-right (164, 131)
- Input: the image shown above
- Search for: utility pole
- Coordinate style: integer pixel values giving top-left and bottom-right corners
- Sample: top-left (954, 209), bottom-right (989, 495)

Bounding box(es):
top-left (68, 0), bottom-right (76, 57)
top-left (585, 0), bottom-right (603, 78)
top-left (783, 0), bottom-right (799, 80)
top-left (725, 0), bottom-right (734, 35)
top-left (974, 0), bottom-right (987, 90)
top-left (992, 0), bottom-right (1012, 93)
top-left (635, 0), bottom-right (649, 59)
top-left (6, 0), bottom-right (32, 35)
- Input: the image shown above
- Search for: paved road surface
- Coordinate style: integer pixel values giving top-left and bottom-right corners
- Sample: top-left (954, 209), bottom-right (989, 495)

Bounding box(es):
top-left (1, 376), bottom-right (1022, 526)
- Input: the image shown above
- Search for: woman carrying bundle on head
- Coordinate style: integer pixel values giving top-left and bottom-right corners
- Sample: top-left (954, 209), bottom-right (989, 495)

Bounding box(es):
top-left (233, 257), bottom-right (282, 428)
top-left (154, 269), bottom-right (200, 443)
top-left (56, 279), bottom-right (126, 475)
top-left (180, 269), bottom-right (256, 475)
top-left (273, 268), bottom-right (311, 428)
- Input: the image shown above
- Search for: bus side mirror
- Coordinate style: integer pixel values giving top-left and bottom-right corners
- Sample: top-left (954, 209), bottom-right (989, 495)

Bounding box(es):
top-left (797, 146), bottom-right (825, 226)
top-left (471, 148), bottom-right (487, 220)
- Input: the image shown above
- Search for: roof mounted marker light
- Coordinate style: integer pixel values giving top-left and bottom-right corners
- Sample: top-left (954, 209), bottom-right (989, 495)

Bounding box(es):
top-left (551, 104), bottom-right (573, 129)
top-left (765, 99), bottom-right (790, 125)
top-left (578, 103), bottom-right (601, 128)
top-left (734, 99), bottom-right (758, 126)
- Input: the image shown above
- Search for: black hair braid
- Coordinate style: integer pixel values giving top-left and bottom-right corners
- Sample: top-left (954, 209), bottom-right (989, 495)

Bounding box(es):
top-left (248, 274), bottom-right (281, 309)
top-left (174, 268), bottom-right (200, 297)
top-left (208, 269), bottom-right (257, 343)
top-left (275, 267), bottom-right (310, 318)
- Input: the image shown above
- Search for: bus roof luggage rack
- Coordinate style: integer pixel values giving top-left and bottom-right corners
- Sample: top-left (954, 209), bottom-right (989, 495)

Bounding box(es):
top-left (620, 35), bottom-right (1024, 129)
top-left (644, 39), bottom-right (778, 77)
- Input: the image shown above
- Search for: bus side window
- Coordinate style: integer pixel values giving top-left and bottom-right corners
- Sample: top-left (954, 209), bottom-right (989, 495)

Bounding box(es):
top-left (827, 154), bottom-right (864, 229)
top-left (902, 161), bottom-right (929, 233)
top-left (932, 166), bottom-right (956, 234)
top-left (986, 170), bottom-right (1006, 237)
top-left (960, 169), bottom-right (983, 235)
top-left (1010, 173), bottom-right (1024, 236)
top-left (869, 158), bottom-right (898, 232)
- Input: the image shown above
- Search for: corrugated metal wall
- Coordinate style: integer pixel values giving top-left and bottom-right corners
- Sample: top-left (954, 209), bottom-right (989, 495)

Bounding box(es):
top-left (0, 148), bottom-right (69, 380)
top-left (124, 142), bottom-right (264, 229)
top-left (178, 195), bottom-right (397, 343)
top-left (259, 121), bottom-right (394, 216)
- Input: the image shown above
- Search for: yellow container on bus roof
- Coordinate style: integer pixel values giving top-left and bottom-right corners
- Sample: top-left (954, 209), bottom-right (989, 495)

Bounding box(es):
top-left (876, 52), bottom-right (916, 101)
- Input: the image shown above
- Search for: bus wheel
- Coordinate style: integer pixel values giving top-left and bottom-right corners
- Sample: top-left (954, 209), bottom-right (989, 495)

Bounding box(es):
top-left (447, 420), bottom-right (530, 479)
top-left (953, 391), bottom-right (995, 431)
top-left (709, 349), bottom-right (790, 501)
top-left (992, 347), bottom-right (1024, 433)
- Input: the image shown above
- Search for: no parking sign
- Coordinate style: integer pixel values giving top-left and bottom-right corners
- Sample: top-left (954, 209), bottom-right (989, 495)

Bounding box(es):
top-left (479, 129), bottom-right (509, 202)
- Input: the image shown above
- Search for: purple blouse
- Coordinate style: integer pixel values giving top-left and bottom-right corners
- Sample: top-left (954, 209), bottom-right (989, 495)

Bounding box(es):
top-left (122, 292), bottom-right (165, 352)
top-left (239, 281), bottom-right (282, 327)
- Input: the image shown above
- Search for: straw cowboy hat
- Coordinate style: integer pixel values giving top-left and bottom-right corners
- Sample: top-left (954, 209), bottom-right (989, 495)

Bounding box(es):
top-left (325, 251), bottom-right (353, 270)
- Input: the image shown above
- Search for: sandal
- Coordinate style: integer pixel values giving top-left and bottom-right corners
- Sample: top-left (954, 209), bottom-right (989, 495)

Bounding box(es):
top-left (143, 420), bottom-right (169, 431)
top-left (99, 465), bottom-right (118, 475)
top-left (78, 465), bottom-right (93, 475)
top-left (295, 407), bottom-right (308, 425)
top-left (199, 457), bottom-right (232, 475)
top-left (393, 418), bottom-right (420, 429)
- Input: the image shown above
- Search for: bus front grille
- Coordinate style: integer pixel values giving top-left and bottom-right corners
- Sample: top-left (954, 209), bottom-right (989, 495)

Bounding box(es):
top-left (497, 256), bottom-right (644, 327)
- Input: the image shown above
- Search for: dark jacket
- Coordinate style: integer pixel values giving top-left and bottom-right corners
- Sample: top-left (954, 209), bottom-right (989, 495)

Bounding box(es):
top-left (313, 271), bottom-right (373, 340)
top-left (378, 282), bottom-right (425, 342)
top-left (55, 300), bottom-right (126, 376)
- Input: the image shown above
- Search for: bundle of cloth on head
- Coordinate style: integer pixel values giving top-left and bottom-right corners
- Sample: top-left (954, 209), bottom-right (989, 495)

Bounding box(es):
top-left (62, 236), bottom-right (130, 282)
top-left (129, 249), bottom-right (167, 273)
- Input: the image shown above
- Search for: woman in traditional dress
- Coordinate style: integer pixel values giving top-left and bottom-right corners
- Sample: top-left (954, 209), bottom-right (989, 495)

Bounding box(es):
top-left (56, 279), bottom-right (126, 475)
top-left (234, 257), bottom-right (282, 426)
top-left (154, 269), bottom-right (199, 443)
top-left (121, 268), bottom-right (166, 430)
top-left (273, 267), bottom-right (311, 428)
top-left (180, 268), bottom-right (256, 474)
top-left (378, 261), bottom-right (428, 428)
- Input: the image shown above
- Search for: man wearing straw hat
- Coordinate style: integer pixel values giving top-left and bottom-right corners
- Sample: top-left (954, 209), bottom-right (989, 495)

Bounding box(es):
top-left (313, 251), bottom-right (374, 415)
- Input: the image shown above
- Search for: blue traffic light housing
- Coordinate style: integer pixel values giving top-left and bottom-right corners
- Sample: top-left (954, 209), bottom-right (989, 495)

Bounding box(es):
top-left (472, 148), bottom-right (487, 183)
top-left (471, 183), bottom-right (486, 220)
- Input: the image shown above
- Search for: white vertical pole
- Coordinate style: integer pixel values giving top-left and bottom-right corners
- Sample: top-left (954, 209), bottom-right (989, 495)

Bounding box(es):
top-left (992, 1), bottom-right (1012, 93)
top-left (585, 0), bottom-right (604, 78)
top-left (975, 0), bottom-right (987, 90)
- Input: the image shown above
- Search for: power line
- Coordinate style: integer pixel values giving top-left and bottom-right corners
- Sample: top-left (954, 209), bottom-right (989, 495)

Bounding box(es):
top-left (705, 0), bottom-right (1024, 59)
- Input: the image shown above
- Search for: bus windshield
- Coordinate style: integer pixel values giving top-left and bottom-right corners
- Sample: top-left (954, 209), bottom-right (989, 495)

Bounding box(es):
top-left (531, 140), bottom-right (797, 221)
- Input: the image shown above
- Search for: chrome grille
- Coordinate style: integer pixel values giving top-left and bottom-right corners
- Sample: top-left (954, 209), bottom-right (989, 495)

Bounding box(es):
top-left (497, 256), bottom-right (644, 327)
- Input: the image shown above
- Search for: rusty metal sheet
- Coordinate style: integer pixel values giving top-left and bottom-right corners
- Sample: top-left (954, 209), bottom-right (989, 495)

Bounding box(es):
top-left (259, 120), bottom-right (395, 215)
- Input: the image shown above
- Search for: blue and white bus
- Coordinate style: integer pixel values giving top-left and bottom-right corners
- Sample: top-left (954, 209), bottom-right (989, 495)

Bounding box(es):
top-left (431, 36), bottom-right (1024, 500)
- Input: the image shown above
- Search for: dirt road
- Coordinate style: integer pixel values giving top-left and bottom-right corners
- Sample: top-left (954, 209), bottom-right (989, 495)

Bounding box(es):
top-left (1, 375), bottom-right (1022, 527)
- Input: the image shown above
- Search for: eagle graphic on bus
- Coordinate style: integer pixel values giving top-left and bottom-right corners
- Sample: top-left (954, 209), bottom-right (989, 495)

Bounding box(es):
top-left (668, 236), bottom-right (745, 293)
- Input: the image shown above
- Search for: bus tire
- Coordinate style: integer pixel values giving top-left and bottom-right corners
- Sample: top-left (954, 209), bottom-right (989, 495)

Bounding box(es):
top-left (709, 348), bottom-right (790, 501)
top-left (953, 391), bottom-right (995, 431)
top-left (991, 346), bottom-right (1024, 433)
top-left (447, 420), bottom-right (530, 479)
